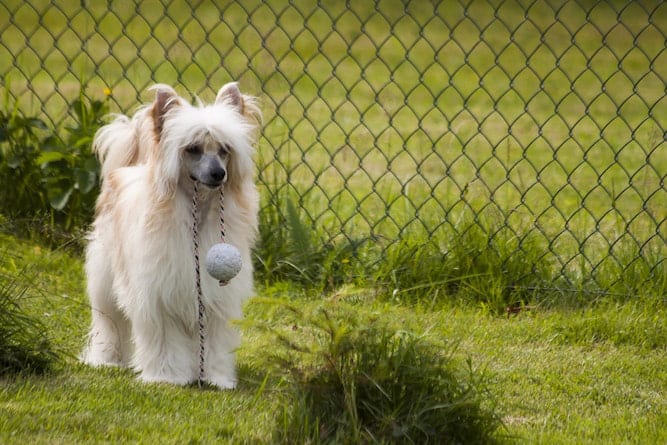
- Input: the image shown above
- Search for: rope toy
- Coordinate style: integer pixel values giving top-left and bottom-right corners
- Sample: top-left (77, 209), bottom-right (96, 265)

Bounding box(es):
top-left (191, 181), bottom-right (242, 387)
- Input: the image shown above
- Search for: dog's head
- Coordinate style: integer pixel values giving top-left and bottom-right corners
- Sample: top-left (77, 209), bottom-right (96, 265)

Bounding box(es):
top-left (149, 83), bottom-right (260, 200)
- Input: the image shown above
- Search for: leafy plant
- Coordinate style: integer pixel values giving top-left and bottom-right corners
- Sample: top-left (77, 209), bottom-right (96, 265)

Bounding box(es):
top-left (0, 88), bottom-right (107, 239)
top-left (38, 91), bottom-right (107, 230)
top-left (0, 100), bottom-right (50, 220)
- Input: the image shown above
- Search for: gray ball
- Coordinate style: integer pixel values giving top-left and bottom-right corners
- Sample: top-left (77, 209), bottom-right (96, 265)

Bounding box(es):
top-left (205, 243), bottom-right (242, 283)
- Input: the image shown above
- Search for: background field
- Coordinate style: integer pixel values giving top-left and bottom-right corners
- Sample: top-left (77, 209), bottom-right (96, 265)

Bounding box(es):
top-left (1, 0), bottom-right (665, 296)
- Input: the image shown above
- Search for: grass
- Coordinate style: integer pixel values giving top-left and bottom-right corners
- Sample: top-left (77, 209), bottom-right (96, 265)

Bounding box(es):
top-left (1, 233), bottom-right (666, 443)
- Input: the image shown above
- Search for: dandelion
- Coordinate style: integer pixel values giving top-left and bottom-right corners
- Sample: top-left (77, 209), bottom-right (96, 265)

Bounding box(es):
top-left (103, 87), bottom-right (112, 97)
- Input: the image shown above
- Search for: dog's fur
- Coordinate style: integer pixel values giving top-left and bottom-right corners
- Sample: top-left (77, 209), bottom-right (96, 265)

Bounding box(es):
top-left (81, 83), bottom-right (261, 389)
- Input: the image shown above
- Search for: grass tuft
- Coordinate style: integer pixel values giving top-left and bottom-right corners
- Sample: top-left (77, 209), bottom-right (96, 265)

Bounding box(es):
top-left (260, 300), bottom-right (504, 444)
top-left (0, 270), bottom-right (60, 375)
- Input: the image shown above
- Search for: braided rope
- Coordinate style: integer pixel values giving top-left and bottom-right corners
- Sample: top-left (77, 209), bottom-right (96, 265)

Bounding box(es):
top-left (219, 185), bottom-right (226, 243)
top-left (192, 182), bottom-right (227, 387)
top-left (191, 181), bottom-right (206, 387)
top-left (217, 186), bottom-right (230, 287)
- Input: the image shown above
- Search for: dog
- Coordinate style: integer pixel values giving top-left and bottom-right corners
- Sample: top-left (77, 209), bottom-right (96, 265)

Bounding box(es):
top-left (81, 83), bottom-right (261, 389)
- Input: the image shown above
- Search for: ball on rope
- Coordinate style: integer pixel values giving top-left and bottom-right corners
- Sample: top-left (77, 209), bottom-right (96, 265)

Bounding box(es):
top-left (205, 243), bottom-right (242, 284)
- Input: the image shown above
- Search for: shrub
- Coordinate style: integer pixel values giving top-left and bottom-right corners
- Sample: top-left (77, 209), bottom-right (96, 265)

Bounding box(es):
top-left (0, 103), bottom-right (50, 221)
top-left (38, 92), bottom-right (106, 231)
top-left (0, 90), bottom-right (107, 240)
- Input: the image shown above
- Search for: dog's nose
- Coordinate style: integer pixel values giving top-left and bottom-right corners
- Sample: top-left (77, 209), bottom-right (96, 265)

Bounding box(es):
top-left (210, 166), bottom-right (226, 183)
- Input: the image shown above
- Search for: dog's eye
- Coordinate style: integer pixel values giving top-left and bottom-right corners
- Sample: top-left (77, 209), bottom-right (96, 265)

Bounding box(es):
top-left (219, 144), bottom-right (231, 156)
top-left (185, 144), bottom-right (202, 155)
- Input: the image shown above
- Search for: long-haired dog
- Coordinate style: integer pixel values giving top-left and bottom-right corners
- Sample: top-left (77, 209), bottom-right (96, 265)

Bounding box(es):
top-left (82, 83), bottom-right (260, 389)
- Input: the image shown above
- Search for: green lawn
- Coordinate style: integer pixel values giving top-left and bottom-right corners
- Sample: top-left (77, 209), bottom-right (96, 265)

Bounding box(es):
top-left (1, 0), bottom-right (665, 296)
top-left (1, 233), bottom-right (665, 443)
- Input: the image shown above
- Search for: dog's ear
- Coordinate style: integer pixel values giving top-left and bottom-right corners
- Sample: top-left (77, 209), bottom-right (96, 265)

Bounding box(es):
top-left (216, 82), bottom-right (262, 127)
top-left (147, 85), bottom-right (183, 204)
top-left (216, 82), bottom-right (243, 110)
top-left (151, 85), bottom-right (181, 139)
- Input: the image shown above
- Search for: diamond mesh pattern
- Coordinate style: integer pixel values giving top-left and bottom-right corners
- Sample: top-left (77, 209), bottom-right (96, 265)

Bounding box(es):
top-left (1, 1), bottom-right (665, 294)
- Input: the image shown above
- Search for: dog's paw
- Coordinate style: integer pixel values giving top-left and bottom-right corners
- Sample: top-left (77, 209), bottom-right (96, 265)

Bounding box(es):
top-left (81, 356), bottom-right (124, 368)
top-left (81, 345), bottom-right (124, 368)
top-left (207, 374), bottom-right (237, 390)
top-left (138, 371), bottom-right (192, 386)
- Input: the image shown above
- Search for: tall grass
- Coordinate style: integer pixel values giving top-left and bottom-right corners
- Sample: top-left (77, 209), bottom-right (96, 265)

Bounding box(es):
top-left (255, 187), bottom-right (371, 290)
top-left (380, 234), bottom-right (543, 312)
top-left (0, 269), bottom-right (59, 375)
top-left (255, 188), bottom-right (665, 309)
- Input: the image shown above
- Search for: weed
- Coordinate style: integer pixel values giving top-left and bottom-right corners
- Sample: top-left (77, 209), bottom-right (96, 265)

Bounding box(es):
top-left (594, 239), bottom-right (667, 299)
top-left (254, 190), bottom-right (665, 310)
top-left (368, 210), bottom-right (554, 312)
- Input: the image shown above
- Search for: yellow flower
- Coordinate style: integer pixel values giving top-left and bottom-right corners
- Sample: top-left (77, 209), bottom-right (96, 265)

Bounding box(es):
top-left (103, 87), bottom-right (112, 97)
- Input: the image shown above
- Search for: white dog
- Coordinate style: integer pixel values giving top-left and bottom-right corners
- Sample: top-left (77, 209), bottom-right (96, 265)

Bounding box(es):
top-left (82, 83), bottom-right (261, 389)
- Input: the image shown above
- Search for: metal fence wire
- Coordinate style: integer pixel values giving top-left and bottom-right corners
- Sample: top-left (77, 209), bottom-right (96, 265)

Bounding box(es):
top-left (1, 0), bottom-right (665, 295)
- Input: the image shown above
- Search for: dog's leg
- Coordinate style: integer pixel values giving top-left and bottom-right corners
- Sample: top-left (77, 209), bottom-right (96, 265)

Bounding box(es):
top-left (130, 311), bottom-right (198, 386)
top-left (82, 239), bottom-right (131, 367)
top-left (204, 314), bottom-right (240, 389)
top-left (83, 305), bottom-right (131, 367)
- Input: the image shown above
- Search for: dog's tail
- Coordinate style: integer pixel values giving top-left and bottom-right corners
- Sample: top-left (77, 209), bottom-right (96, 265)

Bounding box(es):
top-left (93, 108), bottom-right (152, 179)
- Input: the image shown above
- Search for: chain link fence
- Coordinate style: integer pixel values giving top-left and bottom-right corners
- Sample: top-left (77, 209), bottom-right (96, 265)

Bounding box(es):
top-left (1, 0), bottom-right (665, 295)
